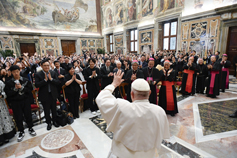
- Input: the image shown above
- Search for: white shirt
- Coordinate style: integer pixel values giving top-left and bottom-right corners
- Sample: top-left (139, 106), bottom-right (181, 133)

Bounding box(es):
top-left (96, 85), bottom-right (170, 158)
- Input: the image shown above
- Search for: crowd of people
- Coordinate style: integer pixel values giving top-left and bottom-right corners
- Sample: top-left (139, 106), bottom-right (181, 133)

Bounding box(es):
top-left (0, 49), bottom-right (236, 146)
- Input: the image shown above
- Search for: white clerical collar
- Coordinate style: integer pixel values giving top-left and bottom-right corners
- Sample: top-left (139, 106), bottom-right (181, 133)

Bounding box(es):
top-left (133, 99), bottom-right (149, 103)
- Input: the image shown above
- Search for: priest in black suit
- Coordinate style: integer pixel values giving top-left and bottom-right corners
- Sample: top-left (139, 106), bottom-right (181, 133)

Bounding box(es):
top-left (53, 60), bottom-right (66, 102)
top-left (196, 58), bottom-right (208, 94)
top-left (158, 60), bottom-right (178, 116)
top-left (84, 58), bottom-right (101, 115)
top-left (35, 60), bottom-right (60, 130)
top-left (219, 54), bottom-right (231, 92)
top-left (181, 57), bottom-right (197, 96)
top-left (60, 56), bottom-right (70, 74)
top-left (100, 58), bottom-right (114, 90)
top-left (206, 56), bottom-right (221, 98)
top-left (142, 58), bottom-right (161, 104)
top-left (125, 60), bottom-right (144, 102)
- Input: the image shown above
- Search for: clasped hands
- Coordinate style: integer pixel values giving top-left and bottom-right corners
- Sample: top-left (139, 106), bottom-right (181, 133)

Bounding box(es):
top-left (108, 72), bottom-right (114, 77)
top-left (71, 74), bottom-right (82, 84)
top-left (91, 70), bottom-right (97, 78)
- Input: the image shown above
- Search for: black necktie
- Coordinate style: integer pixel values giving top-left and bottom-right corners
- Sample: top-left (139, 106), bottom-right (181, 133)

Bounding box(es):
top-left (46, 72), bottom-right (51, 93)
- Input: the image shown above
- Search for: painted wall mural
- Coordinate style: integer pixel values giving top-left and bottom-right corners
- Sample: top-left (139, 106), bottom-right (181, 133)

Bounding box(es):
top-left (182, 0), bottom-right (237, 17)
top-left (0, 0), bottom-right (98, 32)
top-left (105, 8), bottom-right (113, 28)
top-left (142, 0), bottom-right (153, 17)
top-left (115, 3), bottom-right (124, 25)
top-left (127, 0), bottom-right (136, 21)
top-left (181, 16), bottom-right (220, 57)
top-left (160, 0), bottom-right (175, 13)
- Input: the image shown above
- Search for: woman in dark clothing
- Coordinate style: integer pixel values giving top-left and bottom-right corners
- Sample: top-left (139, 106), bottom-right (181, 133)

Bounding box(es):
top-left (83, 58), bottom-right (101, 115)
top-left (64, 65), bottom-right (82, 119)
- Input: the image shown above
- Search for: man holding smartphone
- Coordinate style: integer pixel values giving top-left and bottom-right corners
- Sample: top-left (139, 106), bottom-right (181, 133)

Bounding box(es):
top-left (4, 65), bottom-right (36, 142)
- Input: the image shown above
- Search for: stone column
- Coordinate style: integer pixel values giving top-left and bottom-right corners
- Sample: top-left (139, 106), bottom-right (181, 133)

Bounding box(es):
top-left (176, 15), bottom-right (182, 54)
top-left (153, 21), bottom-right (159, 52)
top-left (123, 29), bottom-right (127, 55)
top-left (76, 38), bottom-right (81, 55)
top-left (57, 37), bottom-right (62, 55)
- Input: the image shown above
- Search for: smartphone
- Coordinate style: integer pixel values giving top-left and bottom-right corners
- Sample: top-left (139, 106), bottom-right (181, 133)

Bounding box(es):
top-left (19, 57), bottom-right (23, 61)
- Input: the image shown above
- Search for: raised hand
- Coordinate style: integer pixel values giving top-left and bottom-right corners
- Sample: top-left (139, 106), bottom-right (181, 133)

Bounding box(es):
top-left (112, 70), bottom-right (124, 88)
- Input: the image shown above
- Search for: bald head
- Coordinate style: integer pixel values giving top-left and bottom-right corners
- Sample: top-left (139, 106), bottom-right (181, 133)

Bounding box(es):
top-left (116, 61), bottom-right (121, 69)
top-left (211, 56), bottom-right (216, 62)
top-left (198, 58), bottom-right (203, 65)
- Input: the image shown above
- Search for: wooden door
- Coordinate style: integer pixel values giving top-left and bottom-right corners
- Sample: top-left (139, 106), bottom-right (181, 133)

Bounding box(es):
top-left (226, 27), bottom-right (237, 75)
top-left (20, 43), bottom-right (36, 57)
top-left (61, 40), bottom-right (76, 56)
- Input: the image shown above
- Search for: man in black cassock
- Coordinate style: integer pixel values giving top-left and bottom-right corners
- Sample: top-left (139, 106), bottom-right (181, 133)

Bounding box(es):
top-left (196, 58), bottom-right (208, 94)
top-left (206, 56), bottom-right (221, 98)
top-left (84, 58), bottom-right (101, 115)
top-left (158, 60), bottom-right (178, 116)
top-left (100, 58), bottom-right (114, 90)
top-left (125, 60), bottom-right (144, 102)
top-left (142, 58), bottom-right (161, 104)
top-left (219, 54), bottom-right (231, 92)
top-left (181, 57), bottom-right (196, 96)
top-left (233, 55), bottom-right (237, 77)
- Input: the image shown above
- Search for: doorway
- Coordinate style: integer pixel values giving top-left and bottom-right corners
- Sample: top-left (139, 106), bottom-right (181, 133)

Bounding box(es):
top-left (61, 40), bottom-right (76, 56)
top-left (20, 43), bottom-right (36, 57)
top-left (226, 26), bottom-right (237, 75)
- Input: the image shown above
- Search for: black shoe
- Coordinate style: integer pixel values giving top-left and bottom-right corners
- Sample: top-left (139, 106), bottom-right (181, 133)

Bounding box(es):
top-left (171, 113), bottom-right (175, 117)
top-left (47, 123), bottom-right (52, 131)
top-left (29, 128), bottom-right (36, 136)
top-left (17, 131), bottom-right (25, 142)
top-left (76, 115), bottom-right (79, 118)
top-left (53, 122), bottom-right (59, 128)
top-left (229, 114), bottom-right (237, 118)
top-left (73, 116), bottom-right (76, 119)
top-left (4, 139), bottom-right (9, 143)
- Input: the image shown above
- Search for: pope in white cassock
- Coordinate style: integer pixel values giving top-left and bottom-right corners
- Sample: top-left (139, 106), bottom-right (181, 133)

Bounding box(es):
top-left (96, 70), bottom-right (170, 158)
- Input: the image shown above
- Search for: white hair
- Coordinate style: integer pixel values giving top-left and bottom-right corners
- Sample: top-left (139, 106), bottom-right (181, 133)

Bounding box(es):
top-left (116, 61), bottom-right (121, 65)
top-left (131, 88), bottom-right (149, 99)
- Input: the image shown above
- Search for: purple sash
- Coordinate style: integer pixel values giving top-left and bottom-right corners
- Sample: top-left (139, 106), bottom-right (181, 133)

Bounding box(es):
top-left (222, 68), bottom-right (229, 89)
top-left (209, 71), bottom-right (219, 95)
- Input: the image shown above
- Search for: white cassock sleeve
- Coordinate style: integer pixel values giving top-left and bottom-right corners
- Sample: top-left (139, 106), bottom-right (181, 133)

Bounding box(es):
top-left (96, 84), bottom-right (119, 132)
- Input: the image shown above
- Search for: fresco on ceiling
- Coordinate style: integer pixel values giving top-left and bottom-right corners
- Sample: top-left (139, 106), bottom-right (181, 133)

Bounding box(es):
top-left (0, 0), bottom-right (98, 32)
top-left (127, 0), bottom-right (136, 21)
top-left (142, 0), bottom-right (153, 17)
top-left (115, 3), bottom-right (124, 25)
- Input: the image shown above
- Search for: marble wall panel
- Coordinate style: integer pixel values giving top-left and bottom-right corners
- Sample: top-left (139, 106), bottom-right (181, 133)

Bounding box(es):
top-left (80, 38), bottom-right (104, 54)
top-left (139, 28), bottom-right (154, 53)
top-left (0, 36), bottom-right (14, 51)
top-left (39, 37), bottom-right (59, 56)
top-left (181, 16), bottom-right (220, 56)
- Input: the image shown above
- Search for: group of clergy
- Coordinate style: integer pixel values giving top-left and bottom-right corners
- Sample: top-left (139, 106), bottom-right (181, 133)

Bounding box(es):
top-left (181, 54), bottom-right (231, 98)
top-left (100, 53), bottom-right (231, 118)
top-left (100, 57), bottom-right (178, 117)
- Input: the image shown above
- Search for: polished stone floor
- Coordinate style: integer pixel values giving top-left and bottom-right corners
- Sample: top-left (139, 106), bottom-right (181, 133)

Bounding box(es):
top-left (0, 77), bottom-right (237, 158)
